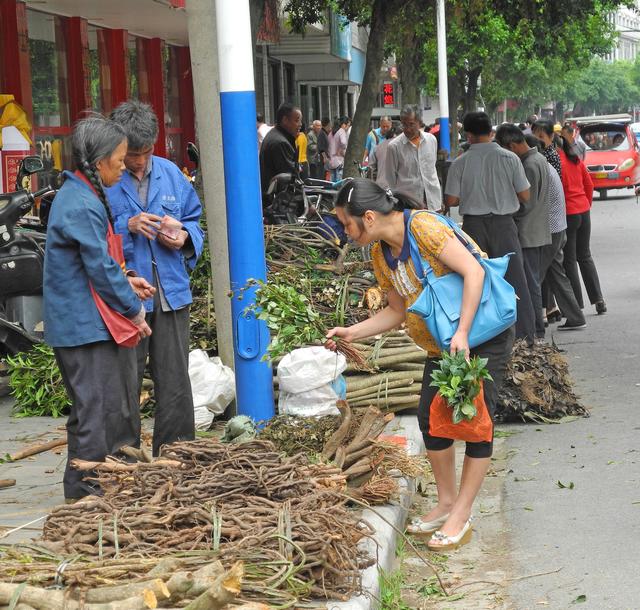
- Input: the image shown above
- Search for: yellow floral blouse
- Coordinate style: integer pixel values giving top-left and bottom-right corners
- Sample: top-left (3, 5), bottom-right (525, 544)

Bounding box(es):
top-left (371, 211), bottom-right (484, 357)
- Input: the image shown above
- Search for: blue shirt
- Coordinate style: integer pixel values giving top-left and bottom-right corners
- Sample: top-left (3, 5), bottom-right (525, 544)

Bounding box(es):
top-left (364, 128), bottom-right (383, 159)
top-left (106, 156), bottom-right (204, 312)
top-left (44, 172), bottom-right (140, 347)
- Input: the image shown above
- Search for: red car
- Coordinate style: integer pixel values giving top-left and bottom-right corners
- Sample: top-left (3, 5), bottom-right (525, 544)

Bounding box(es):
top-left (575, 115), bottom-right (640, 199)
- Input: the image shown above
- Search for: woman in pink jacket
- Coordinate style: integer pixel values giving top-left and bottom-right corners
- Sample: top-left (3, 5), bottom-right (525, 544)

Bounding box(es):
top-left (559, 138), bottom-right (606, 315)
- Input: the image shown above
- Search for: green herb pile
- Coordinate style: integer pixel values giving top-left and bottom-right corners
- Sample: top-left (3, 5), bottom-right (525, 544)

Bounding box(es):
top-left (6, 344), bottom-right (71, 417)
top-left (430, 351), bottom-right (492, 424)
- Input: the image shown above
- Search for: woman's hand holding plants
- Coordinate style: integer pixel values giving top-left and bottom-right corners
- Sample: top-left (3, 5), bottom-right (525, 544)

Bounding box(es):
top-left (449, 329), bottom-right (470, 359)
top-left (324, 326), bottom-right (355, 351)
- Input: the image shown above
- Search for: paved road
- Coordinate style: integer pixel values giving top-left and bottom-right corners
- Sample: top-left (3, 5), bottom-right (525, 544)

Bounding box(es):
top-left (505, 188), bottom-right (640, 609)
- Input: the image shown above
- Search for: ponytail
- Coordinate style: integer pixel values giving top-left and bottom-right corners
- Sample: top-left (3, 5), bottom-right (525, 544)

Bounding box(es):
top-left (336, 178), bottom-right (422, 218)
top-left (560, 136), bottom-right (580, 165)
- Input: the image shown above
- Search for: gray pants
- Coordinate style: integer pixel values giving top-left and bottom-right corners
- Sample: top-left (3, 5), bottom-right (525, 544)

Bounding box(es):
top-left (541, 230), bottom-right (586, 326)
top-left (55, 341), bottom-right (139, 499)
top-left (137, 304), bottom-right (194, 456)
top-left (522, 247), bottom-right (545, 338)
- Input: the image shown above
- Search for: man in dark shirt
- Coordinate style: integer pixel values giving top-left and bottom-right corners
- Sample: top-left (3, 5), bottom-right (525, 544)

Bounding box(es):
top-left (259, 102), bottom-right (302, 202)
top-left (317, 117), bottom-right (331, 179)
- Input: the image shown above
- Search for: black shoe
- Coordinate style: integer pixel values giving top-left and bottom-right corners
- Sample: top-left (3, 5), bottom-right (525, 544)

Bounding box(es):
top-left (595, 301), bottom-right (607, 315)
top-left (546, 309), bottom-right (562, 323)
top-left (557, 321), bottom-right (587, 331)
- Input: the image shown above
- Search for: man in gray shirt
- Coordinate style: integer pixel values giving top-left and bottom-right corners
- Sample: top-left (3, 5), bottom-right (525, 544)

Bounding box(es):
top-left (445, 111), bottom-right (536, 344)
top-left (496, 124), bottom-right (551, 339)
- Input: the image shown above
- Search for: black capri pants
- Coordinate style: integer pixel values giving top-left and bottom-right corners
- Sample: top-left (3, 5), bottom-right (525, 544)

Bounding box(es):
top-left (417, 326), bottom-right (515, 459)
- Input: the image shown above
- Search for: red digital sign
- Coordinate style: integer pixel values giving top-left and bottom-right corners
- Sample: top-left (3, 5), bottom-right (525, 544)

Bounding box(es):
top-left (382, 82), bottom-right (395, 107)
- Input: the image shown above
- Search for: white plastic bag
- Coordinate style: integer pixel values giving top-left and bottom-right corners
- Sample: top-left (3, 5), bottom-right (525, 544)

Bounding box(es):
top-left (189, 350), bottom-right (235, 428)
top-left (277, 346), bottom-right (347, 417)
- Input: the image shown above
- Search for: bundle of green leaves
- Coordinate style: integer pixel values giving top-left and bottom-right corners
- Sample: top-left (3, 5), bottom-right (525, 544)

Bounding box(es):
top-left (6, 344), bottom-right (70, 417)
top-left (430, 351), bottom-right (492, 424)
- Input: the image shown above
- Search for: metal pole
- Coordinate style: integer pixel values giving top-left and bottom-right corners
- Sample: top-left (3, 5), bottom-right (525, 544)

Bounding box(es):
top-left (185, 0), bottom-right (235, 371)
top-left (436, 0), bottom-right (450, 155)
top-left (214, 0), bottom-right (274, 420)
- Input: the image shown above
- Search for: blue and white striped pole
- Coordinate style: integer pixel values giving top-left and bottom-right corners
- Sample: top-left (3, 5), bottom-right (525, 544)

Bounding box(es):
top-left (436, 0), bottom-right (451, 156)
top-left (215, 0), bottom-right (274, 421)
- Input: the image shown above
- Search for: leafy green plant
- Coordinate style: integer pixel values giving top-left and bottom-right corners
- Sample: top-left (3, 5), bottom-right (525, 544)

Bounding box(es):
top-left (430, 351), bottom-right (492, 424)
top-left (379, 567), bottom-right (412, 610)
top-left (6, 344), bottom-right (70, 417)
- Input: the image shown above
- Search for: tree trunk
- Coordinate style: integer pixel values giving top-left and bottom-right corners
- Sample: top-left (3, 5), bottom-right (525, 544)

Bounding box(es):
top-left (397, 28), bottom-right (422, 106)
top-left (447, 72), bottom-right (463, 156)
top-left (464, 66), bottom-right (481, 114)
top-left (343, 0), bottom-right (394, 178)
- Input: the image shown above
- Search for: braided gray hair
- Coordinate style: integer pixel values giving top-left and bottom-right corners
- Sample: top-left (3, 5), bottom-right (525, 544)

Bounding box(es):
top-left (71, 115), bottom-right (127, 226)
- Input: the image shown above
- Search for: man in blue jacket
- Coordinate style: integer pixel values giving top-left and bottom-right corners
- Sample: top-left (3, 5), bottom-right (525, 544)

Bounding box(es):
top-left (107, 101), bottom-right (204, 456)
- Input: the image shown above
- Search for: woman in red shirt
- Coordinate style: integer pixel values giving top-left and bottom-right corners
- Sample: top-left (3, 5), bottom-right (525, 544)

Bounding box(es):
top-left (559, 138), bottom-right (606, 314)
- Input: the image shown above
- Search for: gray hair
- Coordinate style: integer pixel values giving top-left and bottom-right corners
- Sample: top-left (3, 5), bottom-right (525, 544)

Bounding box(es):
top-left (72, 115), bottom-right (127, 225)
top-left (495, 123), bottom-right (526, 148)
top-left (400, 105), bottom-right (421, 120)
top-left (110, 100), bottom-right (159, 150)
top-left (380, 115), bottom-right (392, 124)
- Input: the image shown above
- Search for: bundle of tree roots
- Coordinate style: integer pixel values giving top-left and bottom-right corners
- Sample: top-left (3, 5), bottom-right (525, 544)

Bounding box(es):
top-left (495, 340), bottom-right (589, 422)
top-left (1, 439), bottom-right (375, 607)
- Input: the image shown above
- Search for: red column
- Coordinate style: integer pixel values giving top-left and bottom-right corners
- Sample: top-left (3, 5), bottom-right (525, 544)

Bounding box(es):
top-left (98, 28), bottom-right (129, 114)
top-left (143, 37), bottom-right (167, 158)
top-left (65, 17), bottom-right (91, 123)
top-left (0, 0), bottom-right (33, 117)
top-left (177, 46), bottom-right (195, 169)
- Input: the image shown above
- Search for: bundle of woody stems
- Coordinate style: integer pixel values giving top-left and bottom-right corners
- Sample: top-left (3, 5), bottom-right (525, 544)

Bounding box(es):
top-left (0, 439), bottom-right (376, 609)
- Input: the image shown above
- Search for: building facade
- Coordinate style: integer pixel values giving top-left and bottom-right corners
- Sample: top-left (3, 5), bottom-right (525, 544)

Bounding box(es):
top-left (604, 4), bottom-right (640, 62)
top-left (0, 0), bottom-right (371, 186)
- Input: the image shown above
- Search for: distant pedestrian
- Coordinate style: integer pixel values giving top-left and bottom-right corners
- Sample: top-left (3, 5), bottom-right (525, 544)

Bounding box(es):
top-left (524, 135), bottom-right (587, 330)
top-left (371, 125), bottom-right (400, 189)
top-left (363, 116), bottom-right (392, 166)
top-left (522, 114), bottom-right (538, 136)
top-left (533, 119), bottom-right (562, 177)
top-left (259, 102), bottom-right (302, 203)
top-left (296, 123), bottom-right (309, 179)
top-left (257, 113), bottom-right (272, 150)
top-left (308, 120), bottom-right (323, 179)
top-left (385, 104), bottom-right (442, 210)
top-left (318, 117), bottom-right (331, 180)
top-left (445, 111), bottom-right (536, 344)
top-left (496, 124), bottom-right (551, 340)
top-left (327, 116), bottom-right (350, 182)
top-left (558, 136), bottom-right (607, 315)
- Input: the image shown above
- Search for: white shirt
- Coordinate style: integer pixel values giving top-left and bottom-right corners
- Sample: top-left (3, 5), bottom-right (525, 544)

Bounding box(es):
top-left (257, 123), bottom-right (272, 149)
top-left (385, 132), bottom-right (442, 210)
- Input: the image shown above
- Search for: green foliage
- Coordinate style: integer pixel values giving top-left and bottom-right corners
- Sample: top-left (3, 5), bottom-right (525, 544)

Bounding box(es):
top-left (430, 351), bottom-right (492, 424)
top-left (379, 567), bottom-right (412, 610)
top-left (6, 344), bottom-right (71, 418)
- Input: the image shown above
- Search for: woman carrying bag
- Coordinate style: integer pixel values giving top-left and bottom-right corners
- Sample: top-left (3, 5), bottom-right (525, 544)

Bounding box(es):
top-left (44, 116), bottom-right (155, 502)
top-left (326, 178), bottom-right (515, 551)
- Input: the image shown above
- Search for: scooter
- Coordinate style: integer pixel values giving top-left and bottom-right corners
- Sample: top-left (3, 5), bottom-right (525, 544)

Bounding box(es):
top-left (0, 156), bottom-right (55, 356)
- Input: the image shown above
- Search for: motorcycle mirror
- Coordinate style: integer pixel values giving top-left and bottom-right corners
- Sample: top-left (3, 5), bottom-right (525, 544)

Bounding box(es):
top-left (186, 142), bottom-right (200, 167)
top-left (20, 156), bottom-right (44, 175)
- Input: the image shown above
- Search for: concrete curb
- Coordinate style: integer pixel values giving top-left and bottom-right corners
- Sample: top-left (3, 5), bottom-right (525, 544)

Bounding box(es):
top-left (330, 414), bottom-right (425, 610)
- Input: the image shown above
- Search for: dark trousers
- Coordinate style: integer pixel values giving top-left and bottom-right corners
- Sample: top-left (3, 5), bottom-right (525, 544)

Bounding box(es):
top-left (417, 327), bottom-right (515, 459)
top-left (521, 246), bottom-right (545, 338)
top-left (309, 162), bottom-right (324, 180)
top-left (462, 214), bottom-right (536, 343)
top-left (300, 161), bottom-right (310, 180)
top-left (137, 303), bottom-right (194, 456)
top-left (541, 231), bottom-right (586, 326)
top-left (55, 341), bottom-right (139, 499)
top-left (564, 211), bottom-right (603, 308)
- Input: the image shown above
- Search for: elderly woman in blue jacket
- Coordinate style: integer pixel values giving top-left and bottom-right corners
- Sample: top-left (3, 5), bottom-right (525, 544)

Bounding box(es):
top-left (44, 116), bottom-right (154, 501)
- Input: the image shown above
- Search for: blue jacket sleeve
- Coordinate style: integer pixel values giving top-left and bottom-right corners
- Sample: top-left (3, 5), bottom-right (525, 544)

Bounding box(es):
top-left (112, 202), bottom-right (136, 266)
top-left (180, 178), bottom-right (204, 270)
top-left (63, 199), bottom-right (141, 318)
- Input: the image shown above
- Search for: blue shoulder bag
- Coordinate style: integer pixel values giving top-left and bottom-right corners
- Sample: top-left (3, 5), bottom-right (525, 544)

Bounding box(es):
top-left (406, 212), bottom-right (517, 351)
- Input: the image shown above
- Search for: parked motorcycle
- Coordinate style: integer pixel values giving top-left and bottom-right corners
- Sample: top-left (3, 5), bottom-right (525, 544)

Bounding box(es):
top-left (0, 156), bottom-right (55, 356)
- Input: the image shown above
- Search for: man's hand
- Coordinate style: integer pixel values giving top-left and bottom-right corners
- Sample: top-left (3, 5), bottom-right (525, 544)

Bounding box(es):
top-left (157, 229), bottom-right (189, 251)
top-left (128, 276), bottom-right (156, 300)
top-left (128, 212), bottom-right (162, 240)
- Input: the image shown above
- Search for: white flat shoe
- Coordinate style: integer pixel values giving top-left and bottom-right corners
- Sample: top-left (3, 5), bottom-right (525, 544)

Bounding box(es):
top-left (427, 518), bottom-right (473, 551)
top-left (406, 513), bottom-right (450, 535)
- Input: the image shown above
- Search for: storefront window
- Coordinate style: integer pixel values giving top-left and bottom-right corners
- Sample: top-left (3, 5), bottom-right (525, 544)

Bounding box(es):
top-left (164, 45), bottom-right (182, 166)
top-left (28, 10), bottom-right (72, 177)
top-left (87, 26), bottom-right (103, 113)
top-left (28, 10), bottom-right (69, 128)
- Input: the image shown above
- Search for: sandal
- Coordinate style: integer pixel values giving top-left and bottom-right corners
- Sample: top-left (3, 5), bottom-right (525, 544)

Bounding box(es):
top-left (427, 518), bottom-right (473, 551)
top-left (406, 513), bottom-right (449, 536)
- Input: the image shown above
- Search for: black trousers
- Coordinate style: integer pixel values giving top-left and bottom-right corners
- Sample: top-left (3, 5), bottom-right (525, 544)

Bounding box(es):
top-left (55, 340), bottom-right (139, 499)
top-left (309, 162), bottom-right (324, 180)
top-left (462, 214), bottom-right (536, 343)
top-left (541, 231), bottom-right (586, 326)
top-left (417, 326), bottom-right (515, 459)
top-left (137, 303), bottom-right (195, 456)
top-left (564, 211), bottom-right (603, 308)
top-left (521, 246), bottom-right (545, 338)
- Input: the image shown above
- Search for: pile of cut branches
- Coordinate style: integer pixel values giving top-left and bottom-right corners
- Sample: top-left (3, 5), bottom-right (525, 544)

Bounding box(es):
top-left (496, 340), bottom-right (589, 423)
top-left (14, 439), bottom-right (372, 606)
